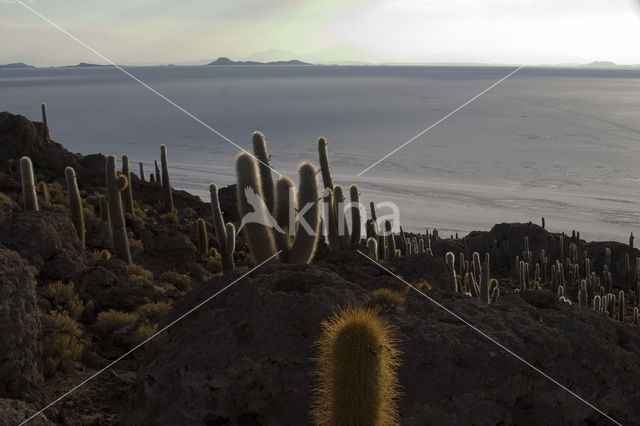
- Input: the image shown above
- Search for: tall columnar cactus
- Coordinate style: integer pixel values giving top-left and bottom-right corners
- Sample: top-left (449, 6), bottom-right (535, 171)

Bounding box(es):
top-left (139, 162), bottom-right (145, 182)
top-left (324, 188), bottom-right (341, 251)
top-left (20, 156), bottom-right (39, 211)
top-left (349, 185), bottom-right (361, 245)
top-left (64, 167), bottom-right (85, 247)
top-left (209, 183), bottom-right (235, 271)
top-left (99, 196), bottom-right (110, 226)
top-left (366, 238), bottom-right (378, 261)
top-left (317, 137), bottom-right (333, 189)
top-left (445, 252), bottom-right (458, 293)
top-left (618, 290), bottom-right (625, 322)
top-left (313, 306), bottom-right (400, 426)
top-left (274, 175), bottom-right (295, 259)
top-left (633, 307), bottom-right (639, 325)
top-left (121, 154), bottom-right (134, 214)
top-left (196, 218), bottom-right (209, 260)
top-left (333, 185), bottom-right (350, 245)
top-left (480, 261), bottom-right (490, 303)
top-left (252, 131), bottom-right (275, 213)
top-left (154, 160), bottom-right (161, 185)
top-left (106, 156), bottom-right (131, 264)
top-left (289, 162), bottom-right (321, 264)
top-left (384, 220), bottom-right (397, 259)
top-left (41, 103), bottom-right (50, 142)
top-left (160, 145), bottom-right (174, 213)
top-left (236, 153), bottom-right (277, 264)
top-left (490, 282), bottom-right (500, 304)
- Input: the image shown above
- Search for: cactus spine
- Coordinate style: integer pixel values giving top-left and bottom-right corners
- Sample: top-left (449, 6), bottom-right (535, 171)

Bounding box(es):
top-left (64, 167), bottom-right (85, 246)
top-left (236, 153), bottom-right (277, 263)
top-left (196, 218), bottom-right (208, 260)
top-left (349, 185), bottom-right (361, 245)
top-left (289, 162), bottom-right (321, 264)
top-left (313, 306), bottom-right (400, 426)
top-left (20, 156), bottom-right (38, 211)
top-left (252, 131), bottom-right (275, 213)
top-left (160, 145), bottom-right (174, 213)
top-left (209, 183), bottom-right (235, 271)
top-left (106, 156), bottom-right (131, 264)
top-left (121, 155), bottom-right (134, 214)
top-left (318, 137), bottom-right (333, 189)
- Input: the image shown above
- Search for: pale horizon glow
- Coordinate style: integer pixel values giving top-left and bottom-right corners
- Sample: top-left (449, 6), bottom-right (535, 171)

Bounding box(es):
top-left (1, 0), bottom-right (639, 66)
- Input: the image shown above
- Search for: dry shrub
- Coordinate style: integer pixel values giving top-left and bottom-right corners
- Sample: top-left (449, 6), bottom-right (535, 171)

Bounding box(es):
top-left (126, 264), bottom-right (153, 286)
top-left (160, 271), bottom-right (191, 292)
top-left (136, 301), bottom-right (172, 321)
top-left (95, 309), bottom-right (139, 331)
top-left (46, 281), bottom-right (84, 319)
top-left (132, 323), bottom-right (158, 344)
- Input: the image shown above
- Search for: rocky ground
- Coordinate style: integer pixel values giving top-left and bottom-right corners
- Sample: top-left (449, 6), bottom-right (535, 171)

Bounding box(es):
top-left (1, 111), bottom-right (639, 425)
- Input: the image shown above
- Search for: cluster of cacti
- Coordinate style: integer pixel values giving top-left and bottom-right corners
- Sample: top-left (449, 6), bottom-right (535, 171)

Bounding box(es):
top-left (446, 251), bottom-right (499, 303)
top-left (312, 306), bottom-right (400, 426)
top-left (64, 167), bottom-right (85, 247)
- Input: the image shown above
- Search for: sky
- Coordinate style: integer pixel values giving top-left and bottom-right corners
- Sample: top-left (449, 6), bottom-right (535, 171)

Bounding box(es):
top-left (1, 0), bottom-right (640, 66)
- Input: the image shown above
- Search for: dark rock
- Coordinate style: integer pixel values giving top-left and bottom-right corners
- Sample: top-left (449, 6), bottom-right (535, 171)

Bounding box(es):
top-left (0, 246), bottom-right (43, 401)
top-left (0, 211), bottom-right (83, 281)
top-left (0, 398), bottom-right (54, 426)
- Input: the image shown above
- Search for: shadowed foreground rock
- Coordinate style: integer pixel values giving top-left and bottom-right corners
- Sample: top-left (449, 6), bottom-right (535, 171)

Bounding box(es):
top-left (123, 257), bottom-right (640, 425)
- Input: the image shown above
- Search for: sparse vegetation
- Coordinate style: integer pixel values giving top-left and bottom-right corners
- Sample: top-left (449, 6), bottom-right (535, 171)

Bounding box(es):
top-left (367, 288), bottom-right (405, 311)
top-left (160, 271), bottom-right (191, 292)
top-left (127, 264), bottom-right (154, 286)
top-left (160, 208), bottom-right (179, 224)
top-left (46, 281), bottom-right (84, 319)
top-left (132, 323), bottom-right (158, 344)
top-left (95, 309), bottom-right (139, 331)
top-left (136, 301), bottom-right (172, 321)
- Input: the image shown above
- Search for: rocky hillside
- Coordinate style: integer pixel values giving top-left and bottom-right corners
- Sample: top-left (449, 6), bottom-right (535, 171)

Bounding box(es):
top-left (1, 111), bottom-right (639, 425)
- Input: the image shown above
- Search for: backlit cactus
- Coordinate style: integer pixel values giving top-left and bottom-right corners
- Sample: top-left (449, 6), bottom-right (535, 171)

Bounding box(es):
top-left (274, 175), bottom-right (295, 259)
top-left (236, 153), bottom-right (277, 264)
top-left (106, 156), bottom-right (131, 264)
top-left (41, 103), bottom-right (50, 142)
top-left (64, 166), bottom-right (85, 247)
top-left (289, 162), bottom-right (321, 264)
top-left (445, 252), bottom-right (458, 293)
top-left (367, 238), bottom-right (378, 261)
top-left (121, 155), bottom-right (134, 214)
top-left (318, 137), bottom-right (333, 189)
top-left (333, 185), bottom-right (350, 245)
top-left (160, 144), bottom-right (174, 213)
top-left (20, 156), bottom-right (38, 211)
top-left (313, 306), bottom-right (400, 426)
top-left (196, 218), bottom-right (208, 260)
top-left (252, 131), bottom-right (275, 213)
top-left (139, 162), bottom-right (145, 182)
top-left (349, 185), bottom-right (361, 245)
top-left (209, 183), bottom-right (235, 271)
top-left (154, 160), bottom-right (161, 185)
top-left (324, 188), bottom-right (341, 251)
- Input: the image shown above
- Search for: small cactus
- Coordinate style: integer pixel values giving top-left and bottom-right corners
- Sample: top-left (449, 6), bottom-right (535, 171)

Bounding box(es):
top-left (349, 185), bottom-right (361, 245)
top-left (160, 145), bottom-right (173, 213)
top-left (41, 103), bottom-right (50, 142)
top-left (274, 175), bottom-right (295, 258)
top-left (445, 252), bottom-right (457, 292)
top-left (317, 137), bottom-right (333, 189)
top-left (235, 153), bottom-right (277, 264)
top-left (366, 238), bottom-right (378, 261)
top-left (313, 306), bottom-right (400, 426)
top-left (64, 167), bottom-right (85, 247)
top-left (289, 162), bottom-right (321, 264)
top-left (154, 160), bottom-right (161, 185)
top-left (196, 218), bottom-right (208, 260)
top-left (618, 290), bottom-right (625, 322)
top-left (333, 185), bottom-right (350, 245)
top-left (121, 155), bottom-right (134, 214)
top-left (20, 156), bottom-right (38, 211)
top-left (106, 156), bottom-right (131, 264)
top-left (209, 183), bottom-right (235, 271)
top-left (139, 162), bottom-right (145, 182)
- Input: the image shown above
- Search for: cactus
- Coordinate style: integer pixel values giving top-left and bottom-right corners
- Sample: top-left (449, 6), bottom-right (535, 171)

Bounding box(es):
top-left (604, 247), bottom-right (611, 268)
top-left (480, 261), bottom-right (489, 303)
top-left (324, 188), bottom-right (341, 251)
top-left (20, 156), bottom-right (38, 211)
top-left (333, 185), bottom-right (350, 245)
top-left (37, 181), bottom-right (50, 205)
top-left (349, 185), bottom-right (361, 245)
top-left (160, 145), bottom-right (174, 213)
top-left (99, 195), bottom-right (110, 226)
top-left (618, 290), bottom-right (625, 322)
top-left (149, 173), bottom-right (156, 184)
top-left (317, 137), bottom-right (333, 189)
top-left (490, 284), bottom-right (500, 304)
top-left (154, 160), bottom-right (161, 185)
top-left (196, 218), bottom-right (208, 260)
top-left (313, 306), bottom-right (400, 426)
top-left (289, 162), bottom-right (321, 264)
top-left (366, 238), bottom-right (378, 261)
top-left (64, 167), bottom-right (85, 246)
top-left (445, 252), bottom-right (458, 292)
top-left (593, 295), bottom-right (601, 312)
top-left (385, 220), bottom-right (397, 259)
top-left (139, 162), bottom-right (145, 182)
top-left (41, 103), bottom-right (50, 141)
top-left (121, 155), bottom-right (134, 214)
top-left (541, 216), bottom-right (545, 229)
top-left (106, 156), bottom-right (131, 264)
top-left (252, 131), bottom-right (275, 213)
top-left (274, 175), bottom-right (295, 258)
top-left (633, 307), bottom-right (639, 325)
top-left (236, 153), bottom-right (277, 264)
top-left (209, 183), bottom-right (235, 271)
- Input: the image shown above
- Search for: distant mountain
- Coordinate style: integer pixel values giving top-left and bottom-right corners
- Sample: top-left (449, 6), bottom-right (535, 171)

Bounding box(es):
top-left (0, 62), bottom-right (34, 69)
top-left (64, 62), bottom-right (112, 68)
top-left (208, 57), bottom-right (310, 66)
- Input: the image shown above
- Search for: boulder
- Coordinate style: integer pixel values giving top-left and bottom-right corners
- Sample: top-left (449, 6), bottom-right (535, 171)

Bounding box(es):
top-left (0, 246), bottom-right (43, 400)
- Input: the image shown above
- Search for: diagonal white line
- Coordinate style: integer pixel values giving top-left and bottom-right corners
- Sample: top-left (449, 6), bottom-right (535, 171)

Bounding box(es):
top-left (12, 0), bottom-right (281, 177)
top-left (356, 250), bottom-right (623, 426)
top-left (19, 251), bottom-right (282, 425)
top-left (356, 60), bottom-right (533, 176)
